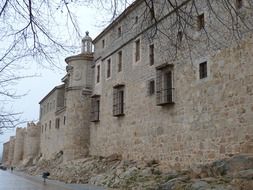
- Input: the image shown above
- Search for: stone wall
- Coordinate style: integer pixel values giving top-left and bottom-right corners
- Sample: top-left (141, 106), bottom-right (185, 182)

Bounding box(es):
top-left (40, 85), bottom-right (66, 159)
top-left (63, 54), bottom-right (93, 162)
top-left (7, 136), bottom-right (15, 166)
top-left (2, 0), bottom-right (253, 169)
top-left (13, 127), bottom-right (25, 166)
top-left (23, 122), bottom-right (41, 161)
top-left (90, 0), bottom-right (253, 169)
top-left (2, 142), bottom-right (9, 165)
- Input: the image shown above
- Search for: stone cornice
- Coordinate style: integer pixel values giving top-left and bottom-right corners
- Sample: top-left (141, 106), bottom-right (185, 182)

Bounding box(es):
top-left (65, 53), bottom-right (94, 63)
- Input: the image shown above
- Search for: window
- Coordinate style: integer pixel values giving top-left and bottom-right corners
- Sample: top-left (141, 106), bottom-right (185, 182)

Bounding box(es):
top-left (45, 123), bottom-right (47, 131)
top-left (197, 13), bottom-right (205, 31)
top-left (177, 31), bottom-right (183, 43)
top-left (235, 0), bottom-right (243, 9)
top-left (149, 44), bottom-right (154, 66)
top-left (49, 120), bottom-right (51, 129)
top-left (96, 65), bottom-right (100, 83)
top-left (118, 51), bottom-right (122, 72)
top-left (135, 39), bottom-right (140, 62)
top-left (64, 98), bottom-right (66, 107)
top-left (199, 61), bottom-right (207, 79)
top-left (148, 80), bottom-right (155, 95)
top-left (40, 108), bottom-right (43, 117)
top-left (118, 26), bottom-right (122, 38)
top-left (156, 64), bottom-right (174, 105)
top-left (107, 59), bottom-right (111, 78)
top-left (91, 95), bottom-right (100, 122)
top-left (63, 116), bottom-right (66, 125)
top-left (55, 118), bottom-right (60, 129)
top-left (135, 16), bottom-right (138, 24)
top-left (113, 85), bottom-right (125, 116)
top-left (102, 39), bottom-right (105, 48)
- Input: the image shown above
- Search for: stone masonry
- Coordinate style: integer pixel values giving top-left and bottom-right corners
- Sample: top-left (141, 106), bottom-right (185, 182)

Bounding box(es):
top-left (89, 0), bottom-right (253, 169)
top-left (7, 136), bottom-right (15, 166)
top-left (2, 122), bottom-right (40, 167)
top-left (39, 85), bottom-right (66, 159)
top-left (2, 141), bottom-right (9, 165)
top-left (23, 122), bottom-right (40, 163)
top-left (13, 127), bottom-right (25, 165)
top-left (2, 0), bottom-right (253, 170)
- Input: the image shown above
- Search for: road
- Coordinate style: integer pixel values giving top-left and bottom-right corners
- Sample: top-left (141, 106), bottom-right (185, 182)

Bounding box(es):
top-left (0, 170), bottom-right (105, 190)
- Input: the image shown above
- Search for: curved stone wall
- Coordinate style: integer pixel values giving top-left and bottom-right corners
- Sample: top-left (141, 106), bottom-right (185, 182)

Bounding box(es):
top-left (13, 127), bottom-right (25, 166)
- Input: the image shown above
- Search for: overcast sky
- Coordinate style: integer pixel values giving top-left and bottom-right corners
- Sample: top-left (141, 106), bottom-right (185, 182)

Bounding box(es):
top-left (0, 4), bottom-right (113, 158)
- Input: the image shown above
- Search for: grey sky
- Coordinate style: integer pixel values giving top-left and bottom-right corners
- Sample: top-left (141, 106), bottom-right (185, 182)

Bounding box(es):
top-left (0, 5), bottom-right (108, 158)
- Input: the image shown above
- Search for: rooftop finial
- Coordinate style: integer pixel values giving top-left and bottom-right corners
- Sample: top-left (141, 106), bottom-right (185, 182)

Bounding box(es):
top-left (81, 31), bottom-right (93, 54)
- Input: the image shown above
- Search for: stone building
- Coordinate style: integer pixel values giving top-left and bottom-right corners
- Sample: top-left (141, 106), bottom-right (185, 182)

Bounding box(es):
top-left (63, 32), bottom-right (93, 162)
top-left (89, 0), bottom-right (253, 169)
top-left (2, 122), bottom-right (40, 167)
top-left (23, 122), bottom-right (40, 163)
top-left (7, 136), bottom-right (15, 166)
top-left (2, 0), bottom-right (253, 169)
top-left (39, 31), bottom-right (93, 161)
top-left (39, 84), bottom-right (66, 159)
top-left (13, 128), bottom-right (25, 165)
top-left (2, 142), bottom-right (9, 165)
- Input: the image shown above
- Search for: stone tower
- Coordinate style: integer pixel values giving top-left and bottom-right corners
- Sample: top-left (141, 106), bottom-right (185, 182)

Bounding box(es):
top-left (23, 122), bottom-right (41, 161)
top-left (63, 32), bottom-right (94, 161)
top-left (2, 141), bottom-right (9, 165)
top-left (7, 136), bottom-right (15, 166)
top-left (13, 127), bottom-right (25, 166)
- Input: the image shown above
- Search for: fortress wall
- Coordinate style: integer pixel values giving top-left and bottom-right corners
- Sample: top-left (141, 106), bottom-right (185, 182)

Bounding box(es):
top-left (13, 127), bottom-right (25, 166)
top-left (7, 136), bottom-right (15, 166)
top-left (2, 141), bottom-right (9, 165)
top-left (23, 122), bottom-right (41, 160)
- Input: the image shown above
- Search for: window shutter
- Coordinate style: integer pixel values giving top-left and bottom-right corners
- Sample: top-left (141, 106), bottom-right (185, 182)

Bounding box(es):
top-left (156, 70), bottom-right (162, 104)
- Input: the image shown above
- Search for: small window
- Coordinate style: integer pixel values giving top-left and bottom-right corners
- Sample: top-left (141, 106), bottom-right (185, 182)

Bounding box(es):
top-left (156, 65), bottom-right (174, 105)
top-left (118, 51), bottom-right (122, 72)
top-left (45, 124), bottom-right (47, 131)
top-left (197, 13), bottom-right (205, 31)
top-left (149, 44), bottom-right (154, 66)
top-left (113, 85), bottom-right (125, 117)
top-left (177, 31), bottom-right (183, 43)
top-left (49, 120), bottom-right (51, 129)
top-left (91, 95), bottom-right (100, 122)
top-left (40, 108), bottom-right (43, 117)
top-left (135, 39), bottom-right (140, 62)
top-left (235, 0), bottom-right (243, 9)
top-left (96, 65), bottom-right (100, 83)
top-left (199, 61), bottom-right (207, 79)
top-left (102, 39), bottom-right (105, 48)
top-left (63, 116), bottom-right (66, 125)
top-left (135, 16), bottom-right (138, 24)
top-left (148, 80), bottom-right (155, 95)
top-left (118, 26), bottom-right (122, 38)
top-left (107, 59), bottom-right (111, 78)
top-left (55, 118), bottom-right (60, 129)
top-left (64, 98), bottom-right (66, 107)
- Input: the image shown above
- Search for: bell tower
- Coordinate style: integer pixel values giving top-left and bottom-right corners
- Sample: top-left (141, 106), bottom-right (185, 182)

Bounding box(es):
top-left (63, 32), bottom-right (93, 161)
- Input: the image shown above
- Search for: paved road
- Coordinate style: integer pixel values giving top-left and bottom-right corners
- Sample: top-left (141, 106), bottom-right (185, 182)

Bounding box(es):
top-left (0, 170), bottom-right (105, 190)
